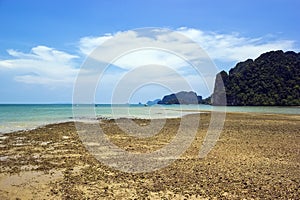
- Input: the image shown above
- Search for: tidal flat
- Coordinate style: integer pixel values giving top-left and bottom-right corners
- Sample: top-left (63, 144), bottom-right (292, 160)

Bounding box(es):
top-left (0, 112), bottom-right (299, 199)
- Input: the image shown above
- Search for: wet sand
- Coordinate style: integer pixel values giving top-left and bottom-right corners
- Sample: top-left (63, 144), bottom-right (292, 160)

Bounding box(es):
top-left (0, 112), bottom-right (299, 199)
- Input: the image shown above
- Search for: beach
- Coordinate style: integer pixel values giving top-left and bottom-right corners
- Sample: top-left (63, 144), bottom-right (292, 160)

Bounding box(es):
top-left (0, 112), bottom-right (299, 199)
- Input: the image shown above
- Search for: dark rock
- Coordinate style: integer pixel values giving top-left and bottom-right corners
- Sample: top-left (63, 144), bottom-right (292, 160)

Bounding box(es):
top-left (158, 91), bottom-right (202, 105)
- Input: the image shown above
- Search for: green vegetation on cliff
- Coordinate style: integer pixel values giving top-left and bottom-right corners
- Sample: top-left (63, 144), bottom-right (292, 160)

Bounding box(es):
top-left (212, 50), bottom-right (300, 106)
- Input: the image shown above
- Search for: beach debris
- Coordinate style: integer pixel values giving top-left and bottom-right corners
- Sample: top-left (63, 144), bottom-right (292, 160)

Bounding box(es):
top-left (0, 136), bottom-right (8, 140)
top-left (40, 141), bottom-right (51, 146)
top-left (62, 136), bottom-right (69, 140)
top-left (0, 156), bottom-right (9, 161)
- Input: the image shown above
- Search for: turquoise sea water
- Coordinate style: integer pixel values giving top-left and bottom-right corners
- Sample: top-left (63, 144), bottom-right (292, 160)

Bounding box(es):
top-left (0, 104), bottom-right (299, 133)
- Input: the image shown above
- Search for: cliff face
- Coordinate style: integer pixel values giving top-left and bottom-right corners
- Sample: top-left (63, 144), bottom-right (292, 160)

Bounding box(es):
top-left (212, 50), bottom-right (300, 106)
top-left (158, 91), bottom-right (202, 105)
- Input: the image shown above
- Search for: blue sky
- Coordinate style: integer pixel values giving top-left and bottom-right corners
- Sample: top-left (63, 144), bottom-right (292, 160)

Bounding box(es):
top-left (0, 0), bottom-right (299, 103)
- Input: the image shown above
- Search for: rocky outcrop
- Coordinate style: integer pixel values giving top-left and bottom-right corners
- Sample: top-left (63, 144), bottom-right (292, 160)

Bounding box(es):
top-left (158, 91), bottom-right (202, 105)
top-left (211, 50), bottom-right (300, 106)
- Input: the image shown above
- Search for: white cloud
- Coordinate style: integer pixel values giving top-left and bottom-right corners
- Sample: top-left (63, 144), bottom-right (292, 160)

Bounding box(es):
top-left (177, 27), bottom-right (296, 62)
top-left (79, 34), bottom-right (113, 55)
top-left (78, 29), bottom-right (213, 74)
top-left (0, 46), bottom-right (79, 86)
top-left (112, 50), bottom-right (188, 70)
top-left (77, 27), bottom-right (297, 73)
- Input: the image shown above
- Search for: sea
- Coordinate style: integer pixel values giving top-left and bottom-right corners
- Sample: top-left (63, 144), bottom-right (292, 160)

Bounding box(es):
top-left (0, 104), bottom-right (299, 134)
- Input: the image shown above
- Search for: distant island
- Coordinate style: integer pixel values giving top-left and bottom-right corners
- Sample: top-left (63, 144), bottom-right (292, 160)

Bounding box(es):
top-left (147, 91), bottom-right (202, 105)
top-left (211, 50), bottom-right (300, 106)
top-left (146, 99), bottom-right (161, 106)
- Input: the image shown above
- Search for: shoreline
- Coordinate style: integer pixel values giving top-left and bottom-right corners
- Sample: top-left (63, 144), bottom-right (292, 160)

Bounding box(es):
top-left (0, 112), bottom-right (299, 199)
top-left (1, 108), bottom-right (299, 135)
top-left (1, 104), bottom-right (299, 134)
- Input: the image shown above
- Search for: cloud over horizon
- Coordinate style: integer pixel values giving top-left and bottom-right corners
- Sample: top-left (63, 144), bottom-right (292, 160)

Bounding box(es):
top-left (178, 27), bottom-right (296, 62)
top-left (0, 46), bottom-right (79, 86)
top-left (0, 27), bottom-right (297, 97)
top-left (79, 27), bottom-right (297, 66)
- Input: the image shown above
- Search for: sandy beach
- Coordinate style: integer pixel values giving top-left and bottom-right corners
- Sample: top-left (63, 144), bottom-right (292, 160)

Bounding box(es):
top-left (0, 112), bottom-right (299, 199)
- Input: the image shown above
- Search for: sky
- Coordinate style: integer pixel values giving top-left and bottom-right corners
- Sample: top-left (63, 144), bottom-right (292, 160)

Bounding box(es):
top-left (0, 0), bottom-right (299, 103)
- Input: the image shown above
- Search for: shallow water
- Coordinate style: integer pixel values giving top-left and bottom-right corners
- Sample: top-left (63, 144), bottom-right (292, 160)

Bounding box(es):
top-left (0, 104), bottom-right (299, 133)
